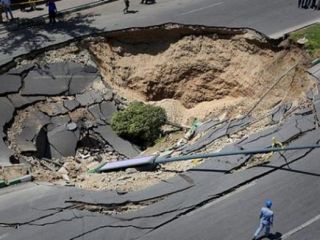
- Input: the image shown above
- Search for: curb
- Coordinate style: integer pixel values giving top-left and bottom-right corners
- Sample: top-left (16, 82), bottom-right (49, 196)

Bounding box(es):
top-left (0, 175), bottom-right (33, 189)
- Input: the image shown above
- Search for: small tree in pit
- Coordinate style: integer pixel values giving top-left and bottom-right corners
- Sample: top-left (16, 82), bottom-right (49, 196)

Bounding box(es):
top-left (111, 102), bottom-right (167, 147)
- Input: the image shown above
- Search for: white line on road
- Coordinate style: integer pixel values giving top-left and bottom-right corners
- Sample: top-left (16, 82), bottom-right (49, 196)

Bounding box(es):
top-left (281, 213), bottom-right (320, 239)
top-left (177, 2), bottom-right (223, 16)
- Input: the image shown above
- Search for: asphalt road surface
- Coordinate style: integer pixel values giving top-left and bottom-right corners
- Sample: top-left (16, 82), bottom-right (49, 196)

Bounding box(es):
top-left (0, 0), bottom-right (319, 65)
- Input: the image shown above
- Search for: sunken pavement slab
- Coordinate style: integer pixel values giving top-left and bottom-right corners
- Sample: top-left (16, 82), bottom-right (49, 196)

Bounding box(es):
top-left (0, 62), bottom-right (140, 165)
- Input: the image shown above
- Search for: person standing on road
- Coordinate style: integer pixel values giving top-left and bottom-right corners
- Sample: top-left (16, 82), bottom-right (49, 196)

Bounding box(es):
top-left (252, 200), bottom-right (274, 240)
top-left (1, 0), bottom-right (14, 21)
top-left (47, 0), bottom-right (57, 23)
top-left (123, 0), bottom-right (129, 13)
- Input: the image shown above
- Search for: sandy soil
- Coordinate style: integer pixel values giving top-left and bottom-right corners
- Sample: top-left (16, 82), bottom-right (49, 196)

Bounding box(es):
top-left (90, 34), bottom-right (311, 125)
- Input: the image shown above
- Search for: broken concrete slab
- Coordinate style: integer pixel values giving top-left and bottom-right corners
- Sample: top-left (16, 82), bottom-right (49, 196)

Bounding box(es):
top-left (226, 116), bottom-right (253, 135)
top-left (194, 119), bottom-right (221, 135)
top-left (38, 102), bottom-right (69, 116)
top-left (68, 72), bottom-right (99, 95)
top-left (16, 138), bottom-right (37, 153)
top-left (47, 125), bottom-right (80, 158)
top-left (100, 101), bottom-right (117, 123)
top-left (76, 90), bottom-right (104, 106)
top-left (0, 74), bottom-right (22, 94)
top-left (269, 102), bottom-right (292, 124)
top-left (51, 115), bottom-right (71, 126)
top-left (21, 65), bottom-right (70, 96)
top-left (313, 100), bottom-right (320, 124)
top-left (181, 122), bottom-right (229, 154)
top-left (0, 97), bottom-right (15, 127)
top-left (88, 104), bottom-right (106, 123)
top-left (94, 125), bottom-right (140, 158)
top-left (8, 64), bottom-right (34, 75)
top-left (63, 99), bottom-right (80, 111)
top-left (308, 63), bottom-right (320, 80)
top-left (0, 136), bottom-right (13, 165)
top-left (7, 94), bottom-right (45, 108)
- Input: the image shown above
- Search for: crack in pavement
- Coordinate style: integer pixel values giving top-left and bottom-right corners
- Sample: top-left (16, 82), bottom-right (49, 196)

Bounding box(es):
top-left (135, 141), bottom-right (319, 239)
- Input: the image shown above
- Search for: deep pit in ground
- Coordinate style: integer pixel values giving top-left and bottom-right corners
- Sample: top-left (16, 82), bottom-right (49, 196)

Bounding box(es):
top-left (2, 24), bottom-right (315, 192)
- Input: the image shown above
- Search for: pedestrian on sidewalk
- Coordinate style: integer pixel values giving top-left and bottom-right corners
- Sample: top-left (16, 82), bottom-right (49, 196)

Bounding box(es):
top-left (252, 200), bottom-right (274, 240)
top-left (311, 0), bottom-right (317, 8)
top-left (123, 0), bottom-right (129, 13)
top-left (0, 0), bottom-right (14, 21)
top-left (47, 0), bottom-right (57, 23)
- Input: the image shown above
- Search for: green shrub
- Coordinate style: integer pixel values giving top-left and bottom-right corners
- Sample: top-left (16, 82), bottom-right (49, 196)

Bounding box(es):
top-left (111, 102), bottom-right (167, 146)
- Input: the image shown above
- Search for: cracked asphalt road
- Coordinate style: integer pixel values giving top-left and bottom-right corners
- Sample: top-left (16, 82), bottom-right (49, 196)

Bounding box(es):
top-left (0, 110), bottom-right (320, 239)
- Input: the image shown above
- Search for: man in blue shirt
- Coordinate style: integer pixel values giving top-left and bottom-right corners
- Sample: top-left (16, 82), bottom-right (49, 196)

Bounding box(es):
top-left (252, 200), bottom-right (274, 240)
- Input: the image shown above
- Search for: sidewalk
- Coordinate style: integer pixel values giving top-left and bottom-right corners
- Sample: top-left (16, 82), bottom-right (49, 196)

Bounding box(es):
top-left (1, 0), bottom-right (116, 22)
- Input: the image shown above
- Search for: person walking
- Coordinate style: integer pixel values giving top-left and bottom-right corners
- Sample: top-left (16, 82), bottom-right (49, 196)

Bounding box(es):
top-left (252, 200), bottom-right (274, 240)
top-left (47, 0), bottom-right (57, 23)
top-left (1, 0), bottom-right (13, 21)
top-left (123, 0), bottom-right (129, 13)
top-left (311, 0), bottom-right (317, 8)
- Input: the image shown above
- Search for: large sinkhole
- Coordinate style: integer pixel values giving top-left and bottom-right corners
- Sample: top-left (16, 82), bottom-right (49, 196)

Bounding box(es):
top-left (2, 24), bottom-right (313, 191)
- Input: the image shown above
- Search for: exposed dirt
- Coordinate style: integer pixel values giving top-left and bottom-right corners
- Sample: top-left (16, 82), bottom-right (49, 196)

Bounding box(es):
top-left (90, 33), bottom-right (311, 125)
top-left (9, 25), bottom-right (315, 192)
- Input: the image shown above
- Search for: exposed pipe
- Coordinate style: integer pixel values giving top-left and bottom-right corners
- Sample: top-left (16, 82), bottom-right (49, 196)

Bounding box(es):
top-left (155, 144), bottom-right (320, 164)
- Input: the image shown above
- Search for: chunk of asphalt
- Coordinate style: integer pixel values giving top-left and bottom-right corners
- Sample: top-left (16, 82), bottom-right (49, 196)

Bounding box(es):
top-left (0, 97), bottom-right (15, 127)
top-left (313, 100), bottom-right (320, 123)
top-left (100, 101), bottom-right (117, 123)
top-left (18, 111), bottom-right (51, 147)
top-left (47, 125), bottom-right (80, 158)
top-left (16, 138), bottom-right (37, 153)
top-left (0, 74), bottom-right (22, 94)
top-left (21, 64), bottom-right (70, 96)
top-left (308, 63), bottom-right (320, 80)
top-left (103, 89), bottom-right (114, 101)
top-left (88, 104), bottom-right (106, 122)
top-left (76, 90), bottom-right (104, 106)
top-left (68, 71), bottom-right (98, 95)
top-left (0, 139), bottom-right (13, 165)
top-left (63, 99), bottom-right (80, 111)
top-left (226, 116), bottom-right (253, 135)
top-left (270, 102), bottom-right (292, 124)
top-left (38, 102), bottom-right (69, 116)
top-left (8, 64), bottom-right (34, 75)
top-left (93, 125), bottom-right (140, 158)
top-left (51, 115), bottom-right (71, 126)
top-left (7, 94), bottom-right (45, 108)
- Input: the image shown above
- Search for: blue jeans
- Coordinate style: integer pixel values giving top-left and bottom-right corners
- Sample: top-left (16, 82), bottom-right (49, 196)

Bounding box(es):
top-left (4, 6), bottom-right (14, 20)
top-left (254, 222), bottom-right (271, 238)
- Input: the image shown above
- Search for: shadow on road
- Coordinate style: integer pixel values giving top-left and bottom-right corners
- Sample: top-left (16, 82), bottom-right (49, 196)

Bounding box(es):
top-left (257, 232), bottom-right (283, 240)
top-left (0, 13), bottom-right (102, 54)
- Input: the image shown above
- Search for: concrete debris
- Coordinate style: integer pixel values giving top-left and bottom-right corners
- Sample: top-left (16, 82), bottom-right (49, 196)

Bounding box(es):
top-left (0, 74), bottom-right (22, 94)
top-left (63, 99), bottom-right (80, 111)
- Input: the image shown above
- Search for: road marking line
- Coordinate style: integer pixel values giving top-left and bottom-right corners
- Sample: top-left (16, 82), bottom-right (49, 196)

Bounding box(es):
top-left (178, 2), bottom-right (223, 16)
top-left (281, 213), bottom-right (320, 239)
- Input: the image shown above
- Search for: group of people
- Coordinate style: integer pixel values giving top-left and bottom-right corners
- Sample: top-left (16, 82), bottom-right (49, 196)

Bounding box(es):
top-left (0, 0), bottom-right (57, 23)
top-left (298, 0), bottom-right (320, 9)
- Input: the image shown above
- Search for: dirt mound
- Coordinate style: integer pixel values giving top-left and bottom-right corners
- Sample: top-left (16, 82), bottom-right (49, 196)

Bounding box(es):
top-left (90, 30), bottom-right (310, 124)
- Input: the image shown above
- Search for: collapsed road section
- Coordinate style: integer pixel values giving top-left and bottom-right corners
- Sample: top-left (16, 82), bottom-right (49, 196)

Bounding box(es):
top-left (0, 23), bottom-right (318, 192)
